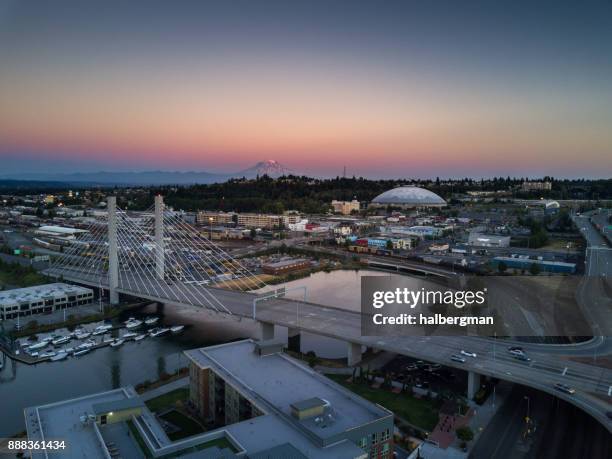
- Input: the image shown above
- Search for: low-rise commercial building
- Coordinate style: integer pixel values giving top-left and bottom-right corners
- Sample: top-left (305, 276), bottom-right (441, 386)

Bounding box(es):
top-left (331, 199), bottom-right (360, 215)
top-left (0, 283), bottom-right (94, 321)
top-left (468, 232), bottom-right (511, 248)
top-left (197, 211), bottom-right (302, 230)
top-left (262, 258), bottom-right (311, 275)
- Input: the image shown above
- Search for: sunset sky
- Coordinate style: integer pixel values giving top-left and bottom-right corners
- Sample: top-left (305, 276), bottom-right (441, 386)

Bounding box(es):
top-left (1, 0), bottom-right (611, 178)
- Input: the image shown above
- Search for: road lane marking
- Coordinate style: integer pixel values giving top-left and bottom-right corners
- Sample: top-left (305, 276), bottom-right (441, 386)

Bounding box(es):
top-left (562, 367), bottom-right (568, 376)
top-left (608, 386), bottom-right (611, 396)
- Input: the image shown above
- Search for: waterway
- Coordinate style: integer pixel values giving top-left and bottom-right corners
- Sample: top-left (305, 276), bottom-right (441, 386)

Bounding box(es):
top-left (0, 269), bottom-right (407, 436)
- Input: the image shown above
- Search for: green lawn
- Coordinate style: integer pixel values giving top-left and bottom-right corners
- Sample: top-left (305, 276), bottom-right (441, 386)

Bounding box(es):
top-left (145, 388), bottom-right (189, 413)
top-left (325, 374), bottom-right (439, 431)
top-left (160, 409), bottom-right (204, 441)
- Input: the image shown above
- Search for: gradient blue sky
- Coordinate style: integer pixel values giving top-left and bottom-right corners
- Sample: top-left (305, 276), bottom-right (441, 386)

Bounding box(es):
top-left (1, 0), bottom-right (611, 178)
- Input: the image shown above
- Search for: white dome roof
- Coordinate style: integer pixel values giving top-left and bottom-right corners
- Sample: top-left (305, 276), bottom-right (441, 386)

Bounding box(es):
top-left (372, 186), bottom-right (446, 206)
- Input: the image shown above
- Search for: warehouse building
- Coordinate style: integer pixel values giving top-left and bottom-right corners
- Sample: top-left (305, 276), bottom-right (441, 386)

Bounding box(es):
top-left (0, 283), bottom-right (94, 321)
top-left (261, 258), bottom-right (311, 275)
top-left (468, 232), bottom-right (511, 248)
top-left (34, 225), bottom-right (89, 240)
top-left (493, 257), bottom-right (576, 274)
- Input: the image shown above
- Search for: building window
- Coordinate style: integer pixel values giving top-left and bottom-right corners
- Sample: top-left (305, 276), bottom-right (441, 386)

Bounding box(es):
top-left (382, 428), bottom-right (390, 441)
top-left (358, 436), bottom-right (368, 449)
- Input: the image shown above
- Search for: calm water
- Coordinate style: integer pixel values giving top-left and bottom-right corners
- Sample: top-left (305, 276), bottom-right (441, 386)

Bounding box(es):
top-left (0, 269), bottom-right (405, 436)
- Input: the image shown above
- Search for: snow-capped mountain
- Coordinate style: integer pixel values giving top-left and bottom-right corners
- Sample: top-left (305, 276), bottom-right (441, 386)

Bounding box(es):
top-left (234, 160), bottom-right (294, 178)
top-left (1, 160), bottom-right (297, 185)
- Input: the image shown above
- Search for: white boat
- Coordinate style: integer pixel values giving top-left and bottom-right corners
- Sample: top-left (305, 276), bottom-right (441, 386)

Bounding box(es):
top-left (170, 325), bottom-right (185, 334)
top-left (134, 334), bottom-right (146, 341)
top-left (28, 351), bottom-right (39, 358)
top-left (149, 328), bottom-right (170, 337)
top-left (39, 351), bottom-right (56, 359)
top-left (73, 348), bottom-right (91, 357)
top-left (144, 317), bottom-right (159, 326)
top-left (122, 332), bottom-right (138, 340)
top-left (74, 331), bottom-right (91, 340)
top-left (28, 341), bottom-right (50, 351)
top-left (124, 317), bottom-right (136, 324)
top-left (110, 339), bottom-right (125, 348)
top-left (92, 324), bottom-right (113, 335)
top-left (103, 336), bottom-right (114, 344)
top-left (77, 341), bottom-right (95, 350)
top-left (52, 336), bottom-right (71, 346)
top-left (125, 319), bottom-right (143, 329)
top-left (64, 347), bottom-right (75, 354)
top-left (50, 352), bottom-right (68, 361)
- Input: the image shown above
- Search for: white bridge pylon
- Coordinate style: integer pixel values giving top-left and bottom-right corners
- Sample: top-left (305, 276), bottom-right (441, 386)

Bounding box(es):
top-left (46, 196), bottom-right (272, 314)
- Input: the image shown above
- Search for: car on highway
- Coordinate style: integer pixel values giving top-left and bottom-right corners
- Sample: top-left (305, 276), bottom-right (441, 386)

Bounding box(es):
top-left (460, 350), bottom-right (477, 358)
top-left (554, 383), bottom-right (576, 395)
top-left (508, 348), bottom-right (525, 357)
top-left (513, 353), bottom-right (531, 362)
top-left (450, 354), bottom-right (466, 363)
top-left (607, 411), bottom-right (612, 421)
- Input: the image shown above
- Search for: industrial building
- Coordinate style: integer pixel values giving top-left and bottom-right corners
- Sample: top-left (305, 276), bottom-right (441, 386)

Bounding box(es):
top-left (34, 225), bottom-right (89, 240)
top-left (0, 283), bottom-right (94, 321)
top-left (261, 258), bottom-right (311, 275)
top-left (493, 257), bottom-right (576, 274)
top-left (370, 186), bottom-right (446, 209)
top-left (383, 225), bottom-right (445, 239)
top-left (468, 232), bottom-right (511, 248)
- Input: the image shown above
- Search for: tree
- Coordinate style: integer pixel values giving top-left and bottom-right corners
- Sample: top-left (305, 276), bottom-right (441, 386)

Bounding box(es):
top-left (529, 262), bottom-right (541, 276)
top-left (386, 240), bottom-right (393, 250)
top-left (456, 426), bottom-right (474, 442)
top-left (497, 261), bottom-right (507, 274)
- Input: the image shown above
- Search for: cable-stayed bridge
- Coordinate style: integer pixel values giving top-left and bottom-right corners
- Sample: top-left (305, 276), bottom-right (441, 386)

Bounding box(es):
top-left (43, 197), bottom-right (612, 430)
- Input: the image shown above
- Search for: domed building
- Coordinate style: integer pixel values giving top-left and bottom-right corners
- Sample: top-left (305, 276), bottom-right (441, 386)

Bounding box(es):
top-left (371, 186), bottom-right (446, 209)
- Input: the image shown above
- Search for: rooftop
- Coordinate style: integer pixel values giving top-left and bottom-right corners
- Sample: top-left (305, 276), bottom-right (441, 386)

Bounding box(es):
top-left (185, 340), bottom-right (391, 442)
top-left (0, 283), bottom-right (92, 305)
top-left (25, 387), bottom-right (139, 459)
top-left (371, 186), bottom-right (446, 206)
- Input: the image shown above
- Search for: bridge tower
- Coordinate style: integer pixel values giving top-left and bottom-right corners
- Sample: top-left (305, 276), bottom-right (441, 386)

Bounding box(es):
top-left (107, 196), bottom-right (119, 305)
top-left (154, 195), bottom-right (165, 280)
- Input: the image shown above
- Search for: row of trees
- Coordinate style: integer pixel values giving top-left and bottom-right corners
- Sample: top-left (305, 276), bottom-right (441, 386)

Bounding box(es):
top-left (119, 175), bottom-right (612, 213)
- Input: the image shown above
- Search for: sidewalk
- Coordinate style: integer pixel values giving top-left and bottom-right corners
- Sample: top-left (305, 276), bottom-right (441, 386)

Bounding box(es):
top-left (140, 376), bottom-right (189, 401)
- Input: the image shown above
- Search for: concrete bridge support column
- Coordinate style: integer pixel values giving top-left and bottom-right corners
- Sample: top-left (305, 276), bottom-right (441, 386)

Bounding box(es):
top-left (107, 196), bottom-right (119, 306)
top-left (287, 328), bottom-right (301, 353)
top-left (154, 195), bottom-right (165, 280)
top-left (258, 322), bottom-right (275, 341)
top-left (347, 342), bottom-right (362, 366)
top-left (467, 371), bottom-right (481, 400)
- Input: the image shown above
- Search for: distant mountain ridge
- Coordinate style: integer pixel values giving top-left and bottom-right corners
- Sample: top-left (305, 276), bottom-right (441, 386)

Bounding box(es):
top-left (0, 160), bottom-right (296, 185)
